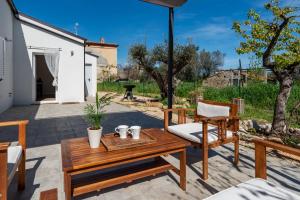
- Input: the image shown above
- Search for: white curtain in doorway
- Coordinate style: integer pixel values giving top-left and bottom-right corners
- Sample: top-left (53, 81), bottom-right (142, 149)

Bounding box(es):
top-left (44, 50), bottom-right (60, 87)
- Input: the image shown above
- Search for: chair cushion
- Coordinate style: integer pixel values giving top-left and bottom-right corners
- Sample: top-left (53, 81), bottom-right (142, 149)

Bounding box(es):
top-left (167, 123), bottom-right (233, 144)
top-left (204, 178), bottom-right (300, 200)
top-left (7, 145), bottom-right (22, 184)
top-left (197, 102), bottom-right (230, 117)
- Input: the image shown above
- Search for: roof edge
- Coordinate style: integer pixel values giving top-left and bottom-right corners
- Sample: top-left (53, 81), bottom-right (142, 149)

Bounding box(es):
top-left (86, 41), bottom-right (119, 48)
top-left (17, 12), bottom-right (87, 42)
top-left (85, 52), bottom-right (99, 58)
top-left (7, 0), bottom-right (18, 15)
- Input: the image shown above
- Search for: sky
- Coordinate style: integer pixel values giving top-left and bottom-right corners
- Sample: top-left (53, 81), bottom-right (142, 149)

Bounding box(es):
top-left (14, 0), bottom-right (300, 69)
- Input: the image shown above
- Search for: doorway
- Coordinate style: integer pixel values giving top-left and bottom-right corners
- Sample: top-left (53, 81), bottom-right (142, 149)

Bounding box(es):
top-left (85, 63), bottom-right (93, 97)
top-left (35, 55), bottom-right (56, 101)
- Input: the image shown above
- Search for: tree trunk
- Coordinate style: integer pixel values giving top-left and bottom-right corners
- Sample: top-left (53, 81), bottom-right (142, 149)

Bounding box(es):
top-left (271, 75), bottom-right (293, 136)
top-left (156, 80), bottom-right (168, 99)
top-left (145, 69), bottom-right (167, 99)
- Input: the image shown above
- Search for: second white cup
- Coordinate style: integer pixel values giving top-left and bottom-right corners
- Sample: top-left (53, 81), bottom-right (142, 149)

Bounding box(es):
top-left (128, 126), bottom-right (141, 140)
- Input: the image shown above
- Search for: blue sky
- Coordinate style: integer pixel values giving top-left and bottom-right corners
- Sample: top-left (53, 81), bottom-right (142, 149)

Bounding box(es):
top-left (14, 0), bottom-right (299, 69)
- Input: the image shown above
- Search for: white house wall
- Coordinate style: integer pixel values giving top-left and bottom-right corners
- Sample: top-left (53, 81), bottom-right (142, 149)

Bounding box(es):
top-left (0, 0), bottom-right (14, 113)
top-left (85, 53), bottom-right (97, 97)
top-left (13, 19), bottom-right (85, 105)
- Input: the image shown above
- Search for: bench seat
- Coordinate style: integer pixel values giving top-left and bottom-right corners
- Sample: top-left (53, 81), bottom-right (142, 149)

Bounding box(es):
top-left (204, 178), bottom-right (300, 200)
top-left (7, 145), bottom-right (22, 185)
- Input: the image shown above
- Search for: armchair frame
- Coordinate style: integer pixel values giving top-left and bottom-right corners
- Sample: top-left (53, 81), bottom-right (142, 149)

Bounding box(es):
top-left (164, 100), bottom-right (240, 180)
top-left (253, 138), bottom-right (300, 179)
top-left (0, 120), bottom-right (29, 200)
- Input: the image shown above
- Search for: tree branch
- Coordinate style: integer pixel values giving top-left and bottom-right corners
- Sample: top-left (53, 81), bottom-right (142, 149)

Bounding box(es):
top-left (263, 17), bottom-right (291, 69)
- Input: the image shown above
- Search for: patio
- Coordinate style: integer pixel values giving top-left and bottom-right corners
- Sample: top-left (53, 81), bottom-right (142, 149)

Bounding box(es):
top-left (0, 102), bottom-right (299, 200)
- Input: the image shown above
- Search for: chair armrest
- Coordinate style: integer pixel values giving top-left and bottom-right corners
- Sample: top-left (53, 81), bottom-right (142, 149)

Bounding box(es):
top-left (199, 116), bottom-right (227, 122)
top-left (228, 116), bottom-right (240, 120)
top-left (253, 138), bottom-right (300, 157)
top-left (253, 138), bottom-right (300, 179)
top-left (0, 142), bottom-right (10, 151)
top-left (198, 116), bottom-right (240, 133)
top-left (163, 108), bottom-right (195, 113)
top-left (163, 108), bottom-right (196, 129)
top-left (0, 120), bottom-right (29, 127)
top-left (0, 120), bottom-right (29, 149)
top-left (199, 116), bottom-right (240, 122)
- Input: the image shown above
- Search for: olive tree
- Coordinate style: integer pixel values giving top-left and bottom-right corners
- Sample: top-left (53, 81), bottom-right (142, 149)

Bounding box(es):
top-left (233, 0), bottom-right (300, 137)
top-left (129, 42), bottom-right (198, 99)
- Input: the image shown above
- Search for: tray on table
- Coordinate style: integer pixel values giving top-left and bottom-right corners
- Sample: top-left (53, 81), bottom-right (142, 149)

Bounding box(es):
top-left (101, 129), bottom-right (157, 151)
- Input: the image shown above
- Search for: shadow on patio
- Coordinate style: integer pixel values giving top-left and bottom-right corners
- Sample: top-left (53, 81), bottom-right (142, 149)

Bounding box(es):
top-left (0, 103), bottom-right (299, 200)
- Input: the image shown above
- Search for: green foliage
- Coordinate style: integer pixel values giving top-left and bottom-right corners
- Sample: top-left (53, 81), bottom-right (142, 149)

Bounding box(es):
top-left (233, 0), bottom-right (300, 71)
top-left (97, 82), bottom-right (125, 94)
top-left (241, 105), bottom-right (274, 122)
top-left (135, 82), bottom-right (161, 94)
top-left (98, 80), bottom-right (300, 127)
top-left (128, 41), bottom-right (199, 98)
top-left (175, 82), bottom-right (199, 97)
top-left (98, 81), bottom-right (200, 98)
top-left (203, 83), bottom-right (300, 125)
top-left (198, 49), bottom-right (225, 78)
top-left (281, 134), bottom-right (300, 148)
top-left (233, 0), bottom-right (300, 136)
top-left (84, 93), bottom-right (112, 130)
top-left (203, 83), bottom-right (300, 111)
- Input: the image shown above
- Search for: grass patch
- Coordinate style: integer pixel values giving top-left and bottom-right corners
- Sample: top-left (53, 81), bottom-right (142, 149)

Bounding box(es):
top-left (98, 81), bottom-right (199, 98)
top-left (98, 81), bottom-right (300, 126)
top-left (240, 105), bottom-right (273, 122)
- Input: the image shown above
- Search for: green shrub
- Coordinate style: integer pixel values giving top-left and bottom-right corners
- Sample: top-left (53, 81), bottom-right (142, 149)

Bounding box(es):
top-left (203, 83), bottom-right (300, 112)
top-left (97, 82), bottom-right (125, 94)
top-left (135, 82), bottom-right (160, 94)
top-left (175, 82), bottom-right (198, 97)
top-left (98, 81), bottom-right (300, 121)
top-left (98, 81), bottom-right (200, 98)
top-left (203, 83), bottom-right (300, 126)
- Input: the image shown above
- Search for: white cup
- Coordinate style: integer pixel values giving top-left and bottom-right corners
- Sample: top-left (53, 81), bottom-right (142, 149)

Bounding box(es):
top-left (128, 126), bottom-right (141, 140)
top-left (115, 125), bottom-right (129, 139)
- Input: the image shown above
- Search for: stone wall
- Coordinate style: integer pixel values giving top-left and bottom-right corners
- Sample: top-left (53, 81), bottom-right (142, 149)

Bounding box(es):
top-left (203, 71), bottom-right (234, 88)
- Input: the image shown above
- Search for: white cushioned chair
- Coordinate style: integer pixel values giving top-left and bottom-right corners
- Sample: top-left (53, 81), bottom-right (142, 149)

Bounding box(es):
top-left (204, 139), bottom-right (300, 200)
top-left (164, 100), bottom-right (240, 180)
top-left (0, 120), bottom-right (28, 200)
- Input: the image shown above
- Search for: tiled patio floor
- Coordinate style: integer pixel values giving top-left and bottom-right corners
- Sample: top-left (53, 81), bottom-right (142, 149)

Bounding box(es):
top-left (0, 102), bottom-right (299, 200)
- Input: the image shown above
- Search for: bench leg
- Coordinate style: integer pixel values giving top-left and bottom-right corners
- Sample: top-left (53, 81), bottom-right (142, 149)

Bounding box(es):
top-left (0, 150), bottom-right (8, 200)
top-left (64, 172), bottom-right (72, 200)
top-left (179, 149), bottom-right (186, 191)
top-left (234, 135), bottom-right (239, 165)
top-left (18, 152), bottom-right (26, 191)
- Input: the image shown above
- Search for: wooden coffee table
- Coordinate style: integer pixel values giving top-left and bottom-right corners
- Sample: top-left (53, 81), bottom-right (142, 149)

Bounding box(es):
top-left (61, 128), bottom-right (190, 200)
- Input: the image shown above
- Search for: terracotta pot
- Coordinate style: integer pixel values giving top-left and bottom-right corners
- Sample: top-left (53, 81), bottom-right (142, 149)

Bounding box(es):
top-left (87, 127), bottom-right (102, 148)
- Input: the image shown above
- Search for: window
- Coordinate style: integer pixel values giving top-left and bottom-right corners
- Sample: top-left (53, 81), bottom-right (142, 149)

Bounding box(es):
top-left (0, 37), bottom-right (5, 82)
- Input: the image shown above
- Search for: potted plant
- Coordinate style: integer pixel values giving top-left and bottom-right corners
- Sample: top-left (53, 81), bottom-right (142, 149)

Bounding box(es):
top-left (84, 93), bottom-right (112, 148)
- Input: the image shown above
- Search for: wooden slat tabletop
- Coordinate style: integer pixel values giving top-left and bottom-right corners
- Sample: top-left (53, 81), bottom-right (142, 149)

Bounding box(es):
top-left (61, 128), bottom-right (190, 172)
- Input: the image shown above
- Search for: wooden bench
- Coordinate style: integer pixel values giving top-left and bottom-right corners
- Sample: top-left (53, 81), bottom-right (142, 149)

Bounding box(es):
top-left (204, 139), bottom-right (300, 200)
top-left (0, 120), bottom-right (29, 200)
top-left (40, 188), bottom-right (58, 200)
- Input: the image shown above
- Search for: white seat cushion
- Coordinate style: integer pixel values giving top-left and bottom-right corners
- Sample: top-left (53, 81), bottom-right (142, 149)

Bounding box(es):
top-left (167, 123), bottom-right (233, 144)
top-left (204, 178), bottom-right (300, 200)
top-left (7, 145), bottom-right (22, 184)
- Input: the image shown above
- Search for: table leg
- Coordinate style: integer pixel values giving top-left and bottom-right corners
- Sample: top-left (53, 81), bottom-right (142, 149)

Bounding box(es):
top-left (64, 172), bottom-right (71, 200)
top-left (179, 149), bottom-right (186, 191)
